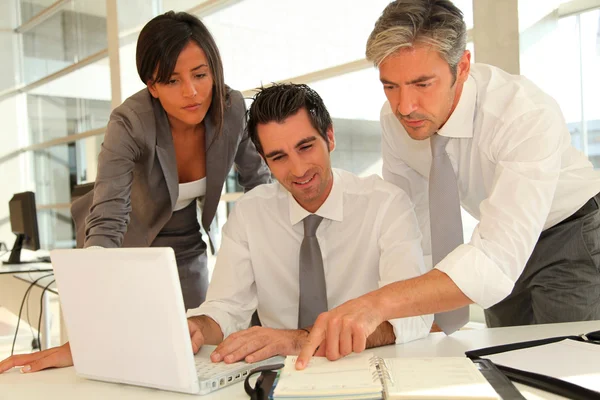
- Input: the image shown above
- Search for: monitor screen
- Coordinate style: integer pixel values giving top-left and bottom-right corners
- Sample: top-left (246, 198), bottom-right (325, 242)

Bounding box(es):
top-left (9, 198), bottom-right (26, 234)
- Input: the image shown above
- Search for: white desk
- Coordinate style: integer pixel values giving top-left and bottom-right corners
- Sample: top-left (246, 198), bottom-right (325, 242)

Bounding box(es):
top-left (1, 320), bottom-right (599, 399)
top-left (0, 262), bottom-right (53, 275)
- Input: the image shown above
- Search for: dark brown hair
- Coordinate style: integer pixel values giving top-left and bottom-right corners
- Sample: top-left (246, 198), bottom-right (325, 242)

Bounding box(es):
top-left (247, 83), bottom-right (332, 155)
top-left (136, 11), bottom-right (227, 136)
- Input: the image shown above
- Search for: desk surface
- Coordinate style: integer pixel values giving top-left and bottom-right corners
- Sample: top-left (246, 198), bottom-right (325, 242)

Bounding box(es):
top-left (0, 262), bottom-right (53, 275)
top-left (2, 320), bottom-right (599, 399)
top-left (0, 250), bottom-right (53, 275)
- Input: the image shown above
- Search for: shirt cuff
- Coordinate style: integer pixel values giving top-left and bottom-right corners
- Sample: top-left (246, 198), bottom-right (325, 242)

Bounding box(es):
top-left (186, 302), bottom-right (245, 339)
top-left (389, 315), bottom-right (432, 344)
top-left (84, 236), bottom-right (119, 248)
top-left (435, 243), bottom-right (515, 309)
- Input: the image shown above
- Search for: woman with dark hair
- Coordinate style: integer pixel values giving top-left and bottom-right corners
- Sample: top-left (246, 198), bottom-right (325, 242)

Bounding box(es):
top-left (0, 10), bottom-right (270, 374)
top-left (70, 11), bottom-right (270, 310)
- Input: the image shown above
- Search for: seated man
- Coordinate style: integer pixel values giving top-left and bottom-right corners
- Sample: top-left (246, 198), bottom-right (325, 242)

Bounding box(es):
top-left (0, 83), bottom-right (431, 374)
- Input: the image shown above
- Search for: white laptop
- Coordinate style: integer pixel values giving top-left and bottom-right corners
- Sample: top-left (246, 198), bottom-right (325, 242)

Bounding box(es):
top-left (50, 247), bottom-right (284, 395)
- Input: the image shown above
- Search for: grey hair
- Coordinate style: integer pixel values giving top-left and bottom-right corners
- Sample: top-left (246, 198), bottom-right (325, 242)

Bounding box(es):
top-left (366, 0), bottom-right (467, 81)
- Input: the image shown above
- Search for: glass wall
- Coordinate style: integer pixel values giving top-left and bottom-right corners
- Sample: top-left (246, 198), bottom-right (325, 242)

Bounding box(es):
top-left (563, 9), bottom-right (600, 167)
top-left (203, 0), bottom-right (393, 90)
top-left (520, 5), bottom-right (600, 168)
top-left (20, 1), bottom-right (108, 85)
top-left (310, 68), bottom-right (385, 177)
top-left (19, 0), bottom-right (61, 24)
top-left (0, 1), bottom-right (112, 249)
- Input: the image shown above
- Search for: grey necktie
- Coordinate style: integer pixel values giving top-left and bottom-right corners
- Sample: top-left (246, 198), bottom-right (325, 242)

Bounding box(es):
top-left (429, 134), bottom-right (469, 334)
top-left (298, 214), bottom-right (328, 329)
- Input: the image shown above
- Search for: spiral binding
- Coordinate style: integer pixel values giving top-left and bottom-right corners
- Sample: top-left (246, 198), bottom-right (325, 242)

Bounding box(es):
top-left (369, 355), bottom-right (394, 399)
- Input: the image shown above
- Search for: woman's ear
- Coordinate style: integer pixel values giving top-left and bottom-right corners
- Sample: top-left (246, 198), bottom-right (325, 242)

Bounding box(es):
top-left (147, 81), bottom-right (159, 98)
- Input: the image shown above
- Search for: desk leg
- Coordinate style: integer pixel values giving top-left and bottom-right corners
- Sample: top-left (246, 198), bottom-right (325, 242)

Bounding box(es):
top-left (40, 291), bottom-right (52, 350)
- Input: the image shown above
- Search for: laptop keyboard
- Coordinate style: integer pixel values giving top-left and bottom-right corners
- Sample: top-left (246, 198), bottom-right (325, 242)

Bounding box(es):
top-left (195, 357), bottom-right (249, 379)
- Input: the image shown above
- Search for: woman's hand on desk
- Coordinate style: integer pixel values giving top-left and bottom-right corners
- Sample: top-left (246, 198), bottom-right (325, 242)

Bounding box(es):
top-left (0, 342), bottom-right (73, 373)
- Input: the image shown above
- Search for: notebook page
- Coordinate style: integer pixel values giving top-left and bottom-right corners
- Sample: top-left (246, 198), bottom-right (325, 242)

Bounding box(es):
top-left (272, 353), bottom-right (382, 398)
top-left (487, 339), bottom-right (600, 392)
top-left (383, 357), bottom-right (500, 399)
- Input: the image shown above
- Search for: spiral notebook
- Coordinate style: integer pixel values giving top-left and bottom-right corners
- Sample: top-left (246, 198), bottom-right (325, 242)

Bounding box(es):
top-left (272, 353), bottom-right (500, 399)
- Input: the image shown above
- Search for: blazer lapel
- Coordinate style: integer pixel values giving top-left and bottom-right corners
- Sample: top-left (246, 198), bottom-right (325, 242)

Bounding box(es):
top-left (153, 100), bottom-right (178, 210)
top-left (202, 114), bottom-right (228, 231)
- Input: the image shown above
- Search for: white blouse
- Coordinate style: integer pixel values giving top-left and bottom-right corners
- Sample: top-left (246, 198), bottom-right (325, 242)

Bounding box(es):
top-left (174, 177), bottom-right (207, 212)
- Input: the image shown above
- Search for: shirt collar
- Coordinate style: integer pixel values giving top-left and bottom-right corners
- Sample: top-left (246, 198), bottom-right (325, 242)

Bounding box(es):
top-left (437, 74), bottom-right (476, 139)
top-left (287, 169), bottom-right (344, 226)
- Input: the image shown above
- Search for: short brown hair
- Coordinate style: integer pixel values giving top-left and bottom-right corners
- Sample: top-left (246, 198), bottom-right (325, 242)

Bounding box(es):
top-left (247, 83), bottom-right (332, 156)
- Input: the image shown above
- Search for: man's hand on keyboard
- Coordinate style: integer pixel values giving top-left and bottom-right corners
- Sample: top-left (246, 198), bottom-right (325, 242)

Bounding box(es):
top-left (188, 319), bottom-right (206, 354)
top-left (0, 342), bottom-right (73, 374)
top-left (187, 315), bottom-right (224, 354)
top-left (209, 326), bottom-right (309, 364)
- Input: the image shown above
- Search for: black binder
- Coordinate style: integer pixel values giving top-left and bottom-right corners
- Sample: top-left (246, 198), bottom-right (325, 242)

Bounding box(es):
top-left (466, 329), bottom-right (600, 400)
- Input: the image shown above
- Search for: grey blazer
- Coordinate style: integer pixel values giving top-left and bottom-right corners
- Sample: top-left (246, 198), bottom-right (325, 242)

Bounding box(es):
top-left (71, 87), bottom-right (270, 250)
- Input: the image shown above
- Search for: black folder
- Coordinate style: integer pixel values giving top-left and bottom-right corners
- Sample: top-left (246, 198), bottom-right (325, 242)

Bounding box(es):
top-left (466, 329), bottom-right (600, 400)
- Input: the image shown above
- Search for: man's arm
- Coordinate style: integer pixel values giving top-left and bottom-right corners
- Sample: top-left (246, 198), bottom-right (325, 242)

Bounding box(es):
top-left (375, 188), bottom-right (434, 345)
top-left (187, 202), bottom-right (260, 338)
top-left (296, 269), bottom-right (472, 369)
top-left (378, 269), bottom-right (472, 318)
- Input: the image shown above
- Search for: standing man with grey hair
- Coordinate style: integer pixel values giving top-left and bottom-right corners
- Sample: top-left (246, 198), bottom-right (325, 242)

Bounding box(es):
top-left (297, 0), bottom-right (600, 369)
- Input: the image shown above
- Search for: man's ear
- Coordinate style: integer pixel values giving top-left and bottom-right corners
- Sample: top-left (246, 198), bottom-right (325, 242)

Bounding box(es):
top-left (147, 81), bottom-right (159, 99)
top-left (455, 50), bottom-right (471, 85)
top-left (327, 126), bottom-right (335, 152)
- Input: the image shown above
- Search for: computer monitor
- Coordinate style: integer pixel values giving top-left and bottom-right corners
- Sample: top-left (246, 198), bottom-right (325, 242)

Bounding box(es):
top-left (4, 191), bottom-right (41, 265)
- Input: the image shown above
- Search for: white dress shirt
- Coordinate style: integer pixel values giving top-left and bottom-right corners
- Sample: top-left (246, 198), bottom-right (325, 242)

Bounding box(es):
top-left (188, 168), bottom-right (432, 344)
top-left (381, 63), bottom-right (600, 309)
